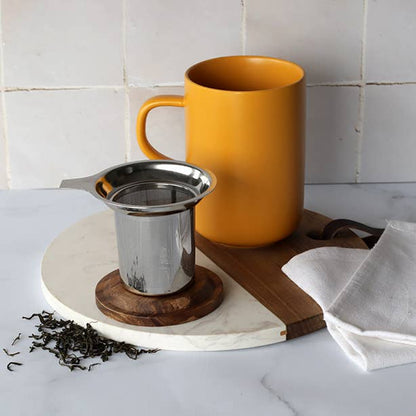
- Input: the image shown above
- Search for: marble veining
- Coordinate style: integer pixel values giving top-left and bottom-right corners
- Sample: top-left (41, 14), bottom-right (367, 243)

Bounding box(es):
top-left (261, 374), bottom-right (299, 416)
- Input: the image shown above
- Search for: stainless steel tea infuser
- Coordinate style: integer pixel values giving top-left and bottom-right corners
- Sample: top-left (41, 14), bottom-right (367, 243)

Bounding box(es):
top-left (61, 160), bottom-right (216, 296)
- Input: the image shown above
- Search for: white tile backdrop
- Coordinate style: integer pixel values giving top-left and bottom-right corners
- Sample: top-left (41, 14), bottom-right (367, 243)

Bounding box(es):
top-left (0, 0), bottom-right (415, 188)
top-left (6, 89), bottom-right (125, 188)
top-left (245, 0), bottom-right (364, 84)
top-left (126, 0), bottom-right (242, 85)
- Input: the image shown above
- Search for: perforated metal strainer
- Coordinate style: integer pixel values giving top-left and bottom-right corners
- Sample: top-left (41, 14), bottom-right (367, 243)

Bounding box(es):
top-left (60, 160), bottom-right (216, 295)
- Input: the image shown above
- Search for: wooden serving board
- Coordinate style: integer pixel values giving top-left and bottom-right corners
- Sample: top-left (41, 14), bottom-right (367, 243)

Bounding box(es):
top-left (196, 209), bottom-right (368, 340)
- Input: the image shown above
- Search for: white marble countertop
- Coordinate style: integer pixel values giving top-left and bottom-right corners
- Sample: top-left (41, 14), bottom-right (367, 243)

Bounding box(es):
top-left (1, 183), bottom-right (416, 416)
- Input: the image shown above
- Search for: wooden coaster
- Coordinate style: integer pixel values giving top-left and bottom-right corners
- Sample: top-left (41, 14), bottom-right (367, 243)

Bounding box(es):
top-left (95, 265), bottom-right (223, 327)
top-left (196, 209), bottom-right (368, 340)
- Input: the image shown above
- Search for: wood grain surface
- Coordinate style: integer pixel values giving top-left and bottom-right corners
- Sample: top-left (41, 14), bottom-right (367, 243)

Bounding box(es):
top-left (196, 209), bottom-right (367, 339)
top-left (96, 265), bottom-right (223, 327)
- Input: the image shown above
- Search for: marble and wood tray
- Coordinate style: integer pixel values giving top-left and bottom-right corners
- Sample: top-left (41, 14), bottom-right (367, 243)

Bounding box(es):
top-left (196, 210), bottom-right (368, 339)
top-left (41, 209), bottom-right (366, 351)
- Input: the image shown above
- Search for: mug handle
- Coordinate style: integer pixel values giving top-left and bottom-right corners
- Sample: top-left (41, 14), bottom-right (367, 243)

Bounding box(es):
top-left (136, 95), bottom-right (185, 160)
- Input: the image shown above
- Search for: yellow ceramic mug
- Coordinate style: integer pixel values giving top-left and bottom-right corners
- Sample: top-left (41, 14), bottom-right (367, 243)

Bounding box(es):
top-left (137, 56), bottom-right (305, 246)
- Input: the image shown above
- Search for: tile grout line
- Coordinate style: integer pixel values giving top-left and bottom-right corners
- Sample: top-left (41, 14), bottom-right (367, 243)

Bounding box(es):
top-left (366, 81), bottom-right (416, 86)
top-left (122, 0), bottom-right (130, 162)
top-left (3, 80), bottom-right (416, 93)
top-left (0, 0), bottom-right (11, 189)
top-left (127, 81), bottom-right (185, 88)
top-left (307, 82), bottom-right (361, 87)
top-left (305, 181), bottom-right (416, 186)
top-left (355, 0), bottom-right (369, 183)
top-left (4, 86), bottom-right (125, 92)
top-left (3, 82), bottom-right (187, 91)
top-left (241, 0), bottom-right (247, 54)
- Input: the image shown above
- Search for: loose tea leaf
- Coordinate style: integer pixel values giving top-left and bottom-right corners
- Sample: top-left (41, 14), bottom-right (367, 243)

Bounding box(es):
top-left (11, 333), bottom-right (21, 346)
top-left (22, 311), bottom-right (158, 371)
top-left (3, 348), bottom-right (20, 357)
top-left (88, 363), bottom-right (101, 372)
top-left (6, 362), bottom-right (22, 372)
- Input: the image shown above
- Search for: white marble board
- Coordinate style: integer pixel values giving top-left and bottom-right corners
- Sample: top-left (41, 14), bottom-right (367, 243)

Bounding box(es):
top-left (41, 210), bottom-right (286, 351)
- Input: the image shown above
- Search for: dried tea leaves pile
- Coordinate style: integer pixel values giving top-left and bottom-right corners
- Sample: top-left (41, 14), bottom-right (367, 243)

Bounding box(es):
top-left (5, 311), bottom-right (157, 372)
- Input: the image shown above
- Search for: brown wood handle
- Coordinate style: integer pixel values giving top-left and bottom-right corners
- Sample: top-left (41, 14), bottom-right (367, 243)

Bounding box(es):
top-left (321, 219), bottom-right (384, 248)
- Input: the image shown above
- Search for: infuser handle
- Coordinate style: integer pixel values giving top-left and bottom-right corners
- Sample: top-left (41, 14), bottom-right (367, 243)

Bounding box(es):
top-left (136, 95), bottom-right (185, 160)
top-left (60, 176), bottom-right (96, 193)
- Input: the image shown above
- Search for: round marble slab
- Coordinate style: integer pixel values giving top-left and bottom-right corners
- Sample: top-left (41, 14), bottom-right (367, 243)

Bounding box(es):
top-left (41, 210), bottom-right (286, 351)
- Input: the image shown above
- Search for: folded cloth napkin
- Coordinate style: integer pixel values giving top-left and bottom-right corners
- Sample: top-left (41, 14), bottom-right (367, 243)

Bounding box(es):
top-left (282, 221), bottom-right (416, 371)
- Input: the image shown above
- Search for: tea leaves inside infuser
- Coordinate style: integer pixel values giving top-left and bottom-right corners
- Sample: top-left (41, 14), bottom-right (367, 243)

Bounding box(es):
top-left (111, 182), bottom-right (196, 207)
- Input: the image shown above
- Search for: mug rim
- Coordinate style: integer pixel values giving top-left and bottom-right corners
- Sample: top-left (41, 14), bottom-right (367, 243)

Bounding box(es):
top-left (185, 55), bottom-right (305, 93)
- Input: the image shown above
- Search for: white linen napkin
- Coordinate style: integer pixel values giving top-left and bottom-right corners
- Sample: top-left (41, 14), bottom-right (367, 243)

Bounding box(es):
top-left (282, 220), bottom-right (416, 371)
